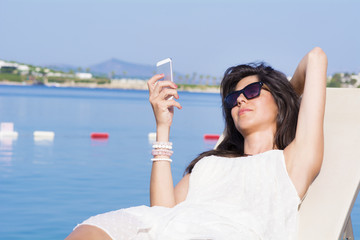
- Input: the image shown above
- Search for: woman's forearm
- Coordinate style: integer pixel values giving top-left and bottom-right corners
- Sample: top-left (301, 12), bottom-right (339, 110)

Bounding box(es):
top-left (290, 53), bottom-right (307, 96)
top-left (150, 125), bottom-right (176, 207)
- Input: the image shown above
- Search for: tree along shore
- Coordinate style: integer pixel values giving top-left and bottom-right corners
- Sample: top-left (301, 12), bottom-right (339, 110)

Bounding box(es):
top-left (0, 77), bottom-right (220, 93)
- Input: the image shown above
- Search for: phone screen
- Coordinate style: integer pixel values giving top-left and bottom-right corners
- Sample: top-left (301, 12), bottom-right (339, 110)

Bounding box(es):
top-left (156, 58), bottom-right (173, 82)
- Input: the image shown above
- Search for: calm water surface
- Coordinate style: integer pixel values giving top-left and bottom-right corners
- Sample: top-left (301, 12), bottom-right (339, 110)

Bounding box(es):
top-left (0, 85), bottom-right (358, 239)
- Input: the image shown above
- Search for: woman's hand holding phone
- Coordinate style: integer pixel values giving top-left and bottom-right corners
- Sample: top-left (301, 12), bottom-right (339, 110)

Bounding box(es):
top-left (148, 74), bottom-right (181, 207)
top-left (147, 74), bottom-right (182, 139)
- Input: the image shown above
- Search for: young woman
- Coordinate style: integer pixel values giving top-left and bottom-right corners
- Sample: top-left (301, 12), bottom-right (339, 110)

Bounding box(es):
top-left (66, 47), bottom-right (327, 240)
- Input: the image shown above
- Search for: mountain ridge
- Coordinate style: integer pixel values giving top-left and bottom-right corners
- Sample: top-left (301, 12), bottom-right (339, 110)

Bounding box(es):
top-left (89, 58), bottom-right (156, 78)
top-left (46, 58), bottom-right (156, 79)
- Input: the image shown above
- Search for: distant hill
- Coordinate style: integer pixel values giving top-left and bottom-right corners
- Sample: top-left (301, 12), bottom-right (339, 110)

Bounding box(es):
top-left (46, 58), bottom-right (156, 79)
top-left (45, 64), bottom-right (79, 73)
top-left (89, 58), bottom-right (155, 78)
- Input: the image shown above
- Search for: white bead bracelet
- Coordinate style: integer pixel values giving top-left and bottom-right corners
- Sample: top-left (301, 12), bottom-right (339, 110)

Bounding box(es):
top-left (152, 142), bottom-right (173, 150)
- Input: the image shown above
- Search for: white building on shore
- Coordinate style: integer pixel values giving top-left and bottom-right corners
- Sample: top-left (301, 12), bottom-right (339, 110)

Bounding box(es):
top-left (75, 72), bottom-right (92, 79)
top-left (0, 60), bottom-right (29, 74)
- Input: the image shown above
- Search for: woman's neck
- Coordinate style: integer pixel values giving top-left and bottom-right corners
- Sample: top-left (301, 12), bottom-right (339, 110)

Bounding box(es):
top-left (243, 130), bottom-right (276, 155)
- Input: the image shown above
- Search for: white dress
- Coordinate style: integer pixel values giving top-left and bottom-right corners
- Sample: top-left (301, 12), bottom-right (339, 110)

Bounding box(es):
top-left (75, 150), bottom-right (301, 240)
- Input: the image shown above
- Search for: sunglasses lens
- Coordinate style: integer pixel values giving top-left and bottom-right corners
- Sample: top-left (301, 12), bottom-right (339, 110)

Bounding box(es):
top-left (243, 83), bottom-right (261, 99)
top-left (224, 82), bottom-right (263, 108)
top-left (225, 92), bottom-right (241, 108)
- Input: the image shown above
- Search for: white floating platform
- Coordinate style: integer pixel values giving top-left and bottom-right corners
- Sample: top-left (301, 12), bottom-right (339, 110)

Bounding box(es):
top-left (33, 131), bottom-right (55, 141)
top-left (0, 131), bottom-right (18, 140)
top-left (0, 122), bottom-right (18, 140)
top-left (1, 122), bottom-right (14, 132)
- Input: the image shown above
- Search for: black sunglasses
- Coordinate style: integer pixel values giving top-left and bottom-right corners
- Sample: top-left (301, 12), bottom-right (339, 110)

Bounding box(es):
top-left (224, 82), bottom-right (265, 109)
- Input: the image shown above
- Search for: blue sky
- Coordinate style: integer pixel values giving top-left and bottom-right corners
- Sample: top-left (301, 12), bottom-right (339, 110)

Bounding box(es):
top-left (1, 0), bottom-right (359, 77)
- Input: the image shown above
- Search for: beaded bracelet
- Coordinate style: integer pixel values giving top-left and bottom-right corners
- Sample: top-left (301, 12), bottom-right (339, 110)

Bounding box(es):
top-left (153, 141), bottom-right (172, 146)
top-left (153, 145), bottom-right (172, 150)
top-left (151, 149), bottom-right (174, 157)
top-left (152, 142), bottom-right (173, 150)
top-left (151, 158), bottom-right (172, 162)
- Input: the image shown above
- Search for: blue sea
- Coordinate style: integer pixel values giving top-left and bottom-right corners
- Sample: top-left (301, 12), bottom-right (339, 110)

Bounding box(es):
top-left (0, 85), bottom-right (358, 239)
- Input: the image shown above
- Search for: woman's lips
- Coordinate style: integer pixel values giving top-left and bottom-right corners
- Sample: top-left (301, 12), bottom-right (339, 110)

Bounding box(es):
top-left (239, 108), bottom-right (252, 115)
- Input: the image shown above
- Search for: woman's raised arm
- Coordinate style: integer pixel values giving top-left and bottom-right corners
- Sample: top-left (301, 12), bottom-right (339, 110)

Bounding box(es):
top-left (147, 74), bottom-right (188, 207)
top-left (285, 47), bottom-right (328, 199)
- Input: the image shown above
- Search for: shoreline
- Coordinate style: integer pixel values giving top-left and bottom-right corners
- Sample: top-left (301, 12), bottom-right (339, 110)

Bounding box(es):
top-left (0, 80), bottom-right (220, 93)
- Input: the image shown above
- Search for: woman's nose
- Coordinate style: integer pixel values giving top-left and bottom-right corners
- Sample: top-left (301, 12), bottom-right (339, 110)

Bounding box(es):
top-left (236, 93), bottom-right (247, 107)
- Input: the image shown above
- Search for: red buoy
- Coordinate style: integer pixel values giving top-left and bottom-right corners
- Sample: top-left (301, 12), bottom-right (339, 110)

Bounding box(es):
top-left (203, 134), bottom-right (220, 140)
top-left (91, 132), bottom-right (109, 139)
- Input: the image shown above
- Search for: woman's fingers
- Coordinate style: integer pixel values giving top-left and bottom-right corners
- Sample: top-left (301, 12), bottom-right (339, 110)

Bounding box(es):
top-left (149, 80), bottom-right (178, 105)
top-left (152, 80), bottom-right (178, 97)
top-left (167, 99), bottom-right (182, 110)
top-left (147, 74), bottom-right (164, 93)
top-left (148, 74), bottom-right (181, 127)
top-left (159, 88), bottom-right (179, 101)
top-left (150, 88), bottom-right (181, 110)
top-left (147, 74), bottom-right (177, 92)
top-left (154, 98), bottom-right (182, 112)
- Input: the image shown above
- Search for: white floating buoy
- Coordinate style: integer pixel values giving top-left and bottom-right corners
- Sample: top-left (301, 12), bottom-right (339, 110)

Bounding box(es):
top-left (1, 122), bottom-right (14, 132)
top-left (33, 131), bottom-right (55, 141)
top-left (0, 122), bottom-right (18, 140)
top-left (0, 131), bottom-right (18, 139)
top-left (148, 132), bottom-right (156, 143)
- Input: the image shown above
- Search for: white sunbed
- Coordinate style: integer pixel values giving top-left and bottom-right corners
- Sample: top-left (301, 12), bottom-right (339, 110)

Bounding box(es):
top-left (298, 88), bottom-right (360, 240)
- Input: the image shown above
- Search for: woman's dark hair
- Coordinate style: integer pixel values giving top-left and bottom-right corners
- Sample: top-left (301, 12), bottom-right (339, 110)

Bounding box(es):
top-left (184, 62), bottom-right (300, 174)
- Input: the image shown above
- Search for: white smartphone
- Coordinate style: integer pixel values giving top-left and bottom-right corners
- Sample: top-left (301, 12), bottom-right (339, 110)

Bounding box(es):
top-left (156, 58), bottom-right (173, 82)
